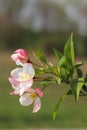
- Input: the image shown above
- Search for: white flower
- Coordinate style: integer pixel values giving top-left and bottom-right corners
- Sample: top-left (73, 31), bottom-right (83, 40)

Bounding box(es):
top-left (9, 63), bottom-right (35, 95)
top-left (19, 88), bottom-right (43, 113)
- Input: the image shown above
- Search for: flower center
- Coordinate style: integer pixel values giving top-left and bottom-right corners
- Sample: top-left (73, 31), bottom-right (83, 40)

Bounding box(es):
top-left (30, 93), bottom-right (37, 99)
top-left (22, 73), bottom-right (31, 81)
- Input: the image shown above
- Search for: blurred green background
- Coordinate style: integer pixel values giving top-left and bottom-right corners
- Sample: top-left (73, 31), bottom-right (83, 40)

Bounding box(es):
top-left (0, 0), bottom-right (87, 129)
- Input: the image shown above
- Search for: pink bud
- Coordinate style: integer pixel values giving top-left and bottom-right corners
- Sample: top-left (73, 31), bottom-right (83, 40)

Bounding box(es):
top-left (35, 88), bottom-right (44, 97)
top-left (11, 49), bottom-right (29, 64)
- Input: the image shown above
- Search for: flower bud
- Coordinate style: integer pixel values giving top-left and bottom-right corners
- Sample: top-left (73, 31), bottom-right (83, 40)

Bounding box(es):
top-left (11, 49), bottom-right (29, 65)
top-left (35, 88), bottom-right (44, 97)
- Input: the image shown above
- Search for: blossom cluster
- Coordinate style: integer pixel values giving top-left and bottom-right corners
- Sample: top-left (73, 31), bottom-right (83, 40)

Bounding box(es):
top-left (8, 34), bottom-right (87, 119)
top-left (8, 49), bottom-right (43, 113)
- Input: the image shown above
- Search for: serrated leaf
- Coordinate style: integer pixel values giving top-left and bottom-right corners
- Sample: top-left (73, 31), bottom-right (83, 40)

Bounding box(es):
top-left (70, 78), bottom-right (84, 102)
top-left (64, 33), bottom-right (74, 65)
top-left (53, 48), bottom-right (63, 62)
top-left (53, 94), bottom-right (66, 120)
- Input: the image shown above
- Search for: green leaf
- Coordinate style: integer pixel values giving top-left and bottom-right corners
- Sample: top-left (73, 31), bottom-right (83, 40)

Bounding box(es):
top-left (48, 62), bottom-right (59, 76)
top-left (67, 89), bottom-right (73, 95)
top-left (40, 78), bottom-right (53, 86)
top-left (70, 78), bottom-right (84, 102)
top-left (35, 68), bottom-right (45, 75)
top-left (53, 94), bottom-right (66, 120)
top-left (55, 77), bottom-right (61, 85)
top-left (33, 48), bottom-right (47, 65)
top-left (81, 84), bottom-right (87, 95)
top-left (64, 33), bottom-right (74, 65)
top-left (58, 56), bottom-right (66, 68)
top-left (76, 68), bottom-right (83, 78)
top-left (53, 48), bottom-right (63, 62)
top-left (74, 62), bottom-right (84, 68)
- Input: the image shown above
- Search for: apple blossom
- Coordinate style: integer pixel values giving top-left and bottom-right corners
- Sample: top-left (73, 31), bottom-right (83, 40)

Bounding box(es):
top-left (8, 63), bottom-right (35, 95)
top-left (19, 88), bottom-right (44, 113)
top-left (8, 34), bottom-right (87, 119)
top-left (11, 49), bottom-right (29, 65)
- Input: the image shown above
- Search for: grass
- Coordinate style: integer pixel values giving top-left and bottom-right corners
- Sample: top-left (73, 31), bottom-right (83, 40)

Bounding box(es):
top-left (0, 51), bottom-right (87, 128)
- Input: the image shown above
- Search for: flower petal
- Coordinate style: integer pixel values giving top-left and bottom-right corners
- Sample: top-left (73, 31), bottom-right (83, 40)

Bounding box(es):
top-left (11, 54), bottom-right (17, 61)
top-left (15, 49), bottom-right (29, 58)
top-left (35, 88), bottom-right (44, 97)
top-left (15, 78), bottom-right (33, 95)
top-left (8, 77), bottom-right (20, 88)
top-left (19, 93), bottom-right (33, 106)
top-left (11, 68), bottom-right (23, 81)
top-left (10, 90), bottom-right (19, 95)
top-left (33, 97), bottom-right (41, 113)
top-left (11, 49), bottom-right (29, 64)
top-left (23, 63), bottom-right (35, 78)
top-left (24, 88), bottom-right (35, 93)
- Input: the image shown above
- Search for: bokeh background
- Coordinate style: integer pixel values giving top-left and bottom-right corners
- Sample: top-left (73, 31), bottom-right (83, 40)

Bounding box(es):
top-left (0, 0), bottom-right (87, 129)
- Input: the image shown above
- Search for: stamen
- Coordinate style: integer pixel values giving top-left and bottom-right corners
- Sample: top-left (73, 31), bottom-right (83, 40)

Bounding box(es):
top-left (22, 73), bottom-right (31, 81)
top-left (30, 93), bottom-right (37, 99)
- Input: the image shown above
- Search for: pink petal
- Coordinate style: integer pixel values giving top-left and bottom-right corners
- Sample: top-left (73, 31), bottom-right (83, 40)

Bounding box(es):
top-left (33, 97), bottom-right (41, 113)
top-left (8, 77), bottom-right (20, 87)
top-left (11, 54), bottom-right (18, 61)
top-left (11, 49), bottom-right (29, 64)
top-left (10, 90), bottom-right (19, 95)
top-left (11, 68), bottom-right (23, 81)
top-left (19, 79), bottom-right (33, 95)
top-left (24, 87), bottom-right (35, 93)
top-left (35, 88), bottom-right (44, 97)
top-left (15, 49), bottom-right (29, 58)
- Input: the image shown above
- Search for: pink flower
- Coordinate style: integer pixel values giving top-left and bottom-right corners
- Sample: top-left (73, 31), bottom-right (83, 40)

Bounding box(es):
top-left (11, 49), bottom-right (29, 65)
top-left (8, 63), bottom-right (35, 95)
top-left (19, 88), bottom-right (44, 113)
